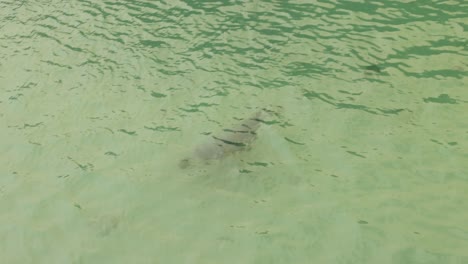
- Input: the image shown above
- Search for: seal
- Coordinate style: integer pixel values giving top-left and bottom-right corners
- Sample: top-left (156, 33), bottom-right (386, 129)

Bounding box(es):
top-left (179, 110), bottom-right (265, 169)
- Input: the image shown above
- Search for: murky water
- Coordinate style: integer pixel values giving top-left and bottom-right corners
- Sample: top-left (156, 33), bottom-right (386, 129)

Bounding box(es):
top-left (1, 0), bottom-right (467, 263)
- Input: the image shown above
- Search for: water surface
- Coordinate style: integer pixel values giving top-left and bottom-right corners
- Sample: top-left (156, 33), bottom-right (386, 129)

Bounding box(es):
top-left (1, 0), bottom-right (467, 263)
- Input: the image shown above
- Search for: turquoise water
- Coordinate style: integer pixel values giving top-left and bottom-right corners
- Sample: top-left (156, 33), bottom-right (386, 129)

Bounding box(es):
top-left (1, 0), bottom-right (467, 263)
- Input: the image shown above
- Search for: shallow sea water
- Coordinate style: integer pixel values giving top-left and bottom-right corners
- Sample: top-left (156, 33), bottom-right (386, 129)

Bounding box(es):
top-left (1, 0), bottom-right (467, 263)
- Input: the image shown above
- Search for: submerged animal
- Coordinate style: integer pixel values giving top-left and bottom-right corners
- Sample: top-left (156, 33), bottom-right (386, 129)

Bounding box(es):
top-left (179, 110), bottom-right (265, 169)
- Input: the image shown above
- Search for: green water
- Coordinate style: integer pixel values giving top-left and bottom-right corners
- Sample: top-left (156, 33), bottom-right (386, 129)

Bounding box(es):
top-left (1, 0), bottom-right (467, 263)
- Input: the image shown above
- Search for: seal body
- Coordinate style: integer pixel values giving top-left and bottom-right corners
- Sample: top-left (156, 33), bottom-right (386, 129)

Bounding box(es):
top-left (179, 110), bottom-right (264, 169)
